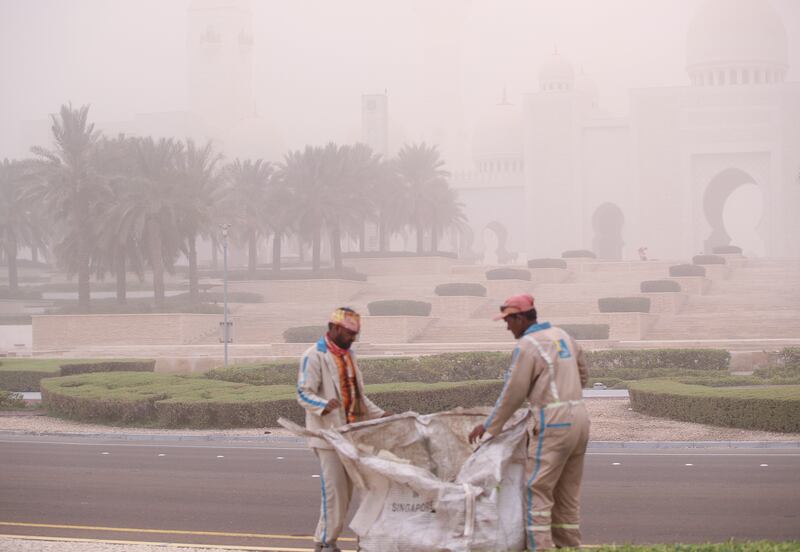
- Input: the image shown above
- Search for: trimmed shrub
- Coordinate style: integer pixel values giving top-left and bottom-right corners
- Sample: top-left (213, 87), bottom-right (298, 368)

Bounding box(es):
top-left (669, 264), bottom-right (706, 277)
top-left (0, 287), bottom-right (42, 300)
top-left (527, 258), bottom-right (568, 269)
top-left (597, 297), bottom-right (651, 313)
top-left (561, 250), bottom-right (596, 259)
top-left (560, 324), bottom-right (610, 340)
top-left (0, 370), bottom-right (55, 392)
top-left (779, 347), bottom-right (800, 367)
top-left (0, 389), bottom-right (26, 409)
top-left (692, 254), bottom-right (726, 265)
top-left (342, 251), bottom-right (458, 259)
top-left (283, 326), bottom-right (326, 343)
top-left (207, 362), bottom-right (297, 386)
top-left (59, 360), bottom-right (155, 377)
top-left (712, 245), bottom-right (743, 254)
top-left (367, 300), bottom-right (432, 316)
top-left (485, 268), bottom-right (531, 281)
top-left (629, 380), bottom-right (800, 433)
top-left (640, 280), bottom-right (681, 293)
top-left (434, 283), bottom-right (486, 297)
top-left (587, 349), bottom-right (731, 374)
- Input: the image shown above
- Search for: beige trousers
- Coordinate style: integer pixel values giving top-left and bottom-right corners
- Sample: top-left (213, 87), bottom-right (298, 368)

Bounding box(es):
top-left (525, 403), bottom-right (590, 551)
top-left (313, 448), bottom-right (353, 549)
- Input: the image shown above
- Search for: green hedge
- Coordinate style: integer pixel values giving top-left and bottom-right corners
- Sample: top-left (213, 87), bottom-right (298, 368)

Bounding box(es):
top-left (560, 324), bottom-right (610, 340)
top-left (0, 370), bottom-right (55, 392)
top-left (283, 325), bottom-right (326, 343)
top-left (41, 372), bottom-right (502, 428)
top-left (640, 280), bottom-right (681, 293)
top-left (433, 283), bottom-right (487, 297)
top-left (0, 389), bottom-right (26, 409)
top-left (712, 245), bottom-right (742, 254)
top-left (209, 352), bottom-right (509, 386)
top-left (588, 349), bottom-right (730, 373)
top-left (669, 264), bottom-right (706, 277)
top-left (629, 380), bottom-right (800, 433)
top-left (59, 360), bottom-right (155, 377)
top-left (561, 249), bottom-right (596, 259)
top-left (693, 254), bottom-right (726, 265)
top-left (527, 258), bottom-right (568, 269)
top-left (367, 300), bottom-right (432, 316)
top-left (485, 268), bottom-right (531, 281)
top-left (779, 347), bottom-right (800, 367)
top-left (598, 297), bottom-right (651, 313)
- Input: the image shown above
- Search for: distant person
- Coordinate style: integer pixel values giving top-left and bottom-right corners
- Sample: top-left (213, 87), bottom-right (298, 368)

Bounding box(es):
top-left (469, 294), bottom-right (590, 551)
top-left (637, 246), bottom-right (648, 261)
top-left (296, 307), bottom-right (389, 552)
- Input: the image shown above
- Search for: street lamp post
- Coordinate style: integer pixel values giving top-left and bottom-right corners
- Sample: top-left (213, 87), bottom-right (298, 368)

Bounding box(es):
top-left (219, 223), bottom-right (232, 366)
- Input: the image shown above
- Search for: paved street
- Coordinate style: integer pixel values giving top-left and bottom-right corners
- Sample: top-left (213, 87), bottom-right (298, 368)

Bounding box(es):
top-left (0, 435), bottom-right (798, 549)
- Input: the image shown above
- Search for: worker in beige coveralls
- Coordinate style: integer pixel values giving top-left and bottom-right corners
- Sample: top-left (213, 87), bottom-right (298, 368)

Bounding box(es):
top-left (469, 293), bottom-right (590, 551)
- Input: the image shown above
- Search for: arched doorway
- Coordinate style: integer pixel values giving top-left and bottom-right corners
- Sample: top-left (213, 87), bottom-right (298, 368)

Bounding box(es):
top-left (591, 203), bottom-right (624, 260)
top-left (703, 169), bottom-right (764, 255)
top-left (483, 221), bottom-right (517, 265)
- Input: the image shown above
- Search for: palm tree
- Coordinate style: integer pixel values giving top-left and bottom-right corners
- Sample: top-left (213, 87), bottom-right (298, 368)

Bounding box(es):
top-left (371, 158), bottom-right (408, 253)
top-left (0, 159), bottom-right (46, 292)
top-left (427, 179), bottom-right (465, 252)
top-left (280, 146), bottom-right (328, 271)
top-left (263, 171), bottom-right (295, 272)
top-left (29, 103), bottom-right (104, 312)
top-left (177, 139), bottom-right (223, 301)
top-left (112, 136), bottom-right (184, 308)
top-left (395, 142), bottom-right (450, 253)
top-left (223, 158), bottom-right (272, 277)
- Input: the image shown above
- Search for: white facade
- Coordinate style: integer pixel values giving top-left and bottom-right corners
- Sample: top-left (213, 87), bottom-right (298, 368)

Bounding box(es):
top-left (454, 0), bottom-right (800, 261)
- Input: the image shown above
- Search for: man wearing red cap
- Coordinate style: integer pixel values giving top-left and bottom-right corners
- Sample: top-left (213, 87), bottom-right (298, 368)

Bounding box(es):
top-left (296, 307), bottom-right (388, 552)
top-left (469, 293), bottom-right (590, 551)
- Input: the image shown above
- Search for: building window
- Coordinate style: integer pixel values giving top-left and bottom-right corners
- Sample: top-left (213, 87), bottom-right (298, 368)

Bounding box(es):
top-left (742, 69), bottom-right (750, 84)
top-left (730, 69), bottom-right (738, 84)
top-left (754, 70), bottom-right (761, 84)
top-left (718, 71), bottom-right (725, 85)
top-left (708, 72), bottom-right (714, 86)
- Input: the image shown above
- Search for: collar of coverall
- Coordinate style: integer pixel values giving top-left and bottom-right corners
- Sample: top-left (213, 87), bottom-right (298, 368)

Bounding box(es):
top-left (522, 321), bottom-right (551, 336)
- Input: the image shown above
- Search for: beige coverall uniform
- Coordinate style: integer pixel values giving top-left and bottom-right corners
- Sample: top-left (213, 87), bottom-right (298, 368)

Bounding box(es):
top-left (296, 336), bottom-right (385, 551)
top-left (483, 322), bottom-right (590, 551)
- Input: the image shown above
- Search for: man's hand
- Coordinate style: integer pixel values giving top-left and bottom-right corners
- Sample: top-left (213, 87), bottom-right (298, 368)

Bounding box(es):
top-left (468, 423), bottom-right (486, 444)
top-left (321, 398), bottom-right (340, 415)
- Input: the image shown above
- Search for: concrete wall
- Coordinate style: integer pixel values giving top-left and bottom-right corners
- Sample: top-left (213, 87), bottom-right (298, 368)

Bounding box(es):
top-left (217, 279), bottom-right (365, 303)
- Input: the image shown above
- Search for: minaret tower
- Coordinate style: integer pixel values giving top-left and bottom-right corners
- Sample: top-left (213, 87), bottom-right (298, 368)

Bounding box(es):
top-left (188, 0), bottom-right (255, 132)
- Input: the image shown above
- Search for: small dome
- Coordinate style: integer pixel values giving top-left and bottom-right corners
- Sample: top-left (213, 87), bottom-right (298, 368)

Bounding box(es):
top-left (472, 96), bottom-right (523, 174)
top-left (538, 52), bottom-right (575, 92)
top-left (686, 0), bottom-right (788, 85)
top-left (222, 116), bottom-right (286, 163)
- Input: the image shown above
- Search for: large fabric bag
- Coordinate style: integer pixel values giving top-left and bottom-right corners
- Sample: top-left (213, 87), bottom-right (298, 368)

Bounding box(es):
top-left (280, 407), bottom-right (529, 552)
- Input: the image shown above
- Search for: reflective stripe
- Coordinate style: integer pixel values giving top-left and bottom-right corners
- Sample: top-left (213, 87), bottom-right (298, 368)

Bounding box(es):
top-left (552, 523), bottom-right (579, 530)
top-left (529, 525), bottom-right (552, 531)
top-left (530, 510), bottom-right (551, 516)
top-left (320, 470), bottom-right (328, 545)
top-left (525, 335), bottom-right (560, 402)
top-left (545, 422), bottom-right (572, 428)
top-left (527, 408), bottom-right (546, 550)
top-left (298, 354), bottom-right (327, 409)
top-left (544, 399), bottom-right (583, 409)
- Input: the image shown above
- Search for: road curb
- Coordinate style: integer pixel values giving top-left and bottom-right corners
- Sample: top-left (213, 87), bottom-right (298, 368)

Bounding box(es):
top-left (2, 429), bottom-right (799, 448)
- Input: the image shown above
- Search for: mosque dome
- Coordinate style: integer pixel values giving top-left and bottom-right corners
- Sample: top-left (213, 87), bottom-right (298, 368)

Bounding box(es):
top-left (472, 93), bottom-right (523, 176)
top-left (538, 52), bottom-right (575, 92)
top-left (686, 0), bottom-right (788, 86)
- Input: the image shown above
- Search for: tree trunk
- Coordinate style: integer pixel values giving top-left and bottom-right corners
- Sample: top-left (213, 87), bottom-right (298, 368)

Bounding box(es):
top-left (312, 225), bottom-right (321, 272)
top-left (359, 223), bottom-right (366, 253)
top-left (272, 231), bottom-right (282, 272)
top-left (147, 218), bottom-right (165, 308)
top-left (248, 229), bottom-right (257, 278)
top-left (379, 218), bottom-right (388, 253)
top-left (5, 239), bottom-right (18, 293)
top-left (211, 235), bottom-right (219, 270)
top-left (431, 224), bottom-right (439, 253)
top-left (31, 247), bottom-right (39, 264)
top-left (115, 252), bottom-right (127, 304)
top-left (331, 224), bottom-right (342, 271)
top-left (416, 222), bottom-right (424, 254)
top-left (188, 234), bottom-right (199, 303)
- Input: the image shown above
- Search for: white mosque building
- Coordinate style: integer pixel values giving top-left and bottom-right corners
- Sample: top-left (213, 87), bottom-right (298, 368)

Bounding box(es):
top-left (451, 0), bottom-right (800, 262)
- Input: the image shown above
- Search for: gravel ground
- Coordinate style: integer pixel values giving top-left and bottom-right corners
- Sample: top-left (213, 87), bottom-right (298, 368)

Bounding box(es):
top-left (2, 399), bottom-right (798, 551)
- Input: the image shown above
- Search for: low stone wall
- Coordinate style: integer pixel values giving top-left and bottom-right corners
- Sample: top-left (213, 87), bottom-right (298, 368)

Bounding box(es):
top-left (359, 316), bottom-right (437, 343)
top-left (430, 296), bottom-right (489, 318)
top-left (529, 268), bottom-right (572, 284)
top-left (717, 253), bottom-right (747, 268)
top-left (216, 279), bottom-right (365, 303)
top-left (344, 256), bottom-right (458, 276)
top-left (485, 279), bottom-right (535, 299)
top-left (667, 276), bottom-right (711, 295)
top-left (701, 265), bottom-right (731, 281)
top-left (32, 314), bottom-right (220, 351)
top-left (589, 312), bottom-right (657, 340)
top-left (642, 292), bottom-right (688, 315)
top-left (563, 259), bottom-right (598, 273)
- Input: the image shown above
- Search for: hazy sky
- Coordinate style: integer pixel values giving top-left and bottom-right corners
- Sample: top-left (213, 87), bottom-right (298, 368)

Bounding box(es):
top-left (1, 0), bottom-right (799, 158)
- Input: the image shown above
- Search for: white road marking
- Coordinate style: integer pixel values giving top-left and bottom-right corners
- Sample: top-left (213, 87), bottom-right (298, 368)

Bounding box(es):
top-left (312, 475), bottom-right (320, 478)
top-left (158, 454), bottom-right (166, 457)
top-left (217, 455), bottom-right (225, 458)
top-left (685, 463), bottom-right (693, 466)
top-left (277, 456), bottom-right (284, 460)
top-left (612, 462), bottom-right (621, 466)
top-left (760, 463), bottom-right (769, 467)
top-left (101, 452), bottom-right (110, 455)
